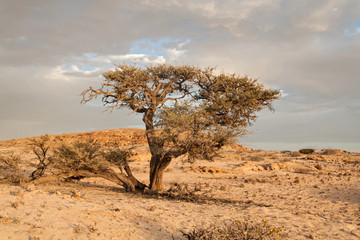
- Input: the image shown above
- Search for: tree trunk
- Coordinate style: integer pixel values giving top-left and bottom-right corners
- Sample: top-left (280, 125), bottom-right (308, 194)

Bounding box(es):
top-left (149, 154), bottom-right (172, 191)
top-left (29, 169), bottom-right (146, 192)
top-left (143, 106), bottom-right (175, 191)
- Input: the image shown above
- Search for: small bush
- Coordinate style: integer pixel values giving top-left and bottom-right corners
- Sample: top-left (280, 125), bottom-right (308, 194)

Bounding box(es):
top-left (323, 149), bottom-right (337, 155)
top-left (280, 150), bottom-right (291, 154)
top-left (51, 139), bottom-right (108, 172)
top-left (249, 155), bottom-right (265, 161)
top-left (290, 151), bottom-right (301, 157)
top-left (164, 183), bottom-right (203, 202)
top-left (0, 152), bottom-right (25, 184)
top-left (299, 148), bottom-right (315, 154)
top-left (29, 134), bottom-right (53, 179)
top-left (184, 219), bottom-right (284, 240)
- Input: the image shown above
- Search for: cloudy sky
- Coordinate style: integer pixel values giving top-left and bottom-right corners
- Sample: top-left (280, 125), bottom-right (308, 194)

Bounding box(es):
top-left (1, 0), bottom-right (359, 151)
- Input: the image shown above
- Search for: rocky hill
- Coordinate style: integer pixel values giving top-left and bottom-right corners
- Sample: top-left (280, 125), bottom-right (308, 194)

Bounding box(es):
top-left (0, 129), bottom-right (147, 149)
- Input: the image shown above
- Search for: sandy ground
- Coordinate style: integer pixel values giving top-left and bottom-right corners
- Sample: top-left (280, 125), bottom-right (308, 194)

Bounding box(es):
top-left (0, 132), bottom-right (359, 239)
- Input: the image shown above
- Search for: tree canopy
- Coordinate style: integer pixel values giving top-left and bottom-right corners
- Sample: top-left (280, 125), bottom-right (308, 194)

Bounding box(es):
top-left (81, 64), bottom-right (280, 191)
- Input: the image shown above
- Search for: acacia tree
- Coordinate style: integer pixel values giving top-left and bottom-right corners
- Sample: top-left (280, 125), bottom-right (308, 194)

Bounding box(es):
top-left (81, 64), bottom-right (280, 191)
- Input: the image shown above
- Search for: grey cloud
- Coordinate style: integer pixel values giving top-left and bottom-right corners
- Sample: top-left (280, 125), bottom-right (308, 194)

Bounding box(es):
top-left (1, 0), bottom-right (359, 151)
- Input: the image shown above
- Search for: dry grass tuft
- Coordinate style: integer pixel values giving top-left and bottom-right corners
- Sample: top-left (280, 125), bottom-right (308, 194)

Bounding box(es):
top-left (184, 219), bottom-right (284, 240)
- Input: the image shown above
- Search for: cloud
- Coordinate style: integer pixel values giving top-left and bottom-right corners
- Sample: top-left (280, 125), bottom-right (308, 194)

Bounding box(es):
top-left (1, 0), bottom-right (360, 151)
top-left (44, 52), bottom-right (168, 82)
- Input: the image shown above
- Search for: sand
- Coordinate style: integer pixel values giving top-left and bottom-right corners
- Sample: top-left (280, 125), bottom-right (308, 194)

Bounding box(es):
top-left (0, 131), bottom-right (359, 239)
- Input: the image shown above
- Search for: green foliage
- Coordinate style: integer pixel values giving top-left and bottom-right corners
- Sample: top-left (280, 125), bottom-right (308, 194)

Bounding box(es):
top-left (103, 147), bottom-right (133, 165)
top-left (102, 147), bottom-right (134, 173)
top-left (194, 72), bottom-right (279, 129)
top-left (156, 101), bottom-right (241, 161)
top-left (184, 219), bottom-right (284, 240)
top-left (299, 149), bottom-right (315, 154)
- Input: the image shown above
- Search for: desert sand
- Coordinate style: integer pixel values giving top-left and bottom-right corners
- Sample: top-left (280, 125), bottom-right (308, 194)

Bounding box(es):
top-left (0, 129), bottom-right (359, 239)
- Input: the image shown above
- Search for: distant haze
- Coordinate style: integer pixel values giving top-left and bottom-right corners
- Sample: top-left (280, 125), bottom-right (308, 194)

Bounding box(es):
top-left (1, 1), bottom-right (359, 152)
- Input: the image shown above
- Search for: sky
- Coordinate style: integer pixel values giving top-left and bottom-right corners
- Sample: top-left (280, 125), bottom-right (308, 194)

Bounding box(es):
top-left (1, 0), bottom-right (359, 152)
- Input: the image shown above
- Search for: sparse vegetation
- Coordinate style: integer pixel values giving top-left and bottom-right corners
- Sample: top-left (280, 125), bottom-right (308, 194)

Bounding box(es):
top-left (51, 139), bottom-right (108, 172)
top-left (249, 155), bottom-right (265, 161)
top-left (184, 219), bottom-right (284, 240)
top-left (30, 139), bottom-right (146, 192)
top-left (163, 182), bottom-right (210, 203)
top-left (0, 130), bottom-right (359, 239)
top-left (323, 149), bottom-right (337, 155)
top-left (29, 134), bottom-right (53, 179)
top-left (0, 152), bottom-right (25, 184)
top-left (299, 149), bottom-right (315, 154)
top-left (290, 151), bottom-right (301, 157)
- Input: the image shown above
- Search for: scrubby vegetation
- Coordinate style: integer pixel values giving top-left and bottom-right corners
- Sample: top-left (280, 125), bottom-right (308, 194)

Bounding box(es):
top-left (0, 152), bottom-right (24, 184)
top-left (184, 219), bottom-right (284, 240)
top-left (29, 134), bottom-right (53, 179)
top-left (35, 138), bottom-right (145, 192)
top-left (51, 139), bottom-right (108, 172)
top-left (0, 135), bottom-right (147, 192)
top-left (290, 151), bottom-right (301, 157)
top-left (322, 149), bottom-right (337, 155)
top-left (299, 148), bottom-right (315, 154)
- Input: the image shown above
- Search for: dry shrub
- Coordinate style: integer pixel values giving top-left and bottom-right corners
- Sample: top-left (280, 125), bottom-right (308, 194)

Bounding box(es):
top-left (249, 155), bottom-right (264, 162)
top-left (29, 134), bottom-right (53, 179)
top-left (290, 151), bottom-right (301, 157)
top-left (323, 149), bottom-right (337, 155)
top-left (184, 219), bottom-right (284, 240)
top-left (163, 183), bottom-right (206, 202)
top-left (265, 152), bottom-right (279, 159)
top-left (51, 139), bottom-right (109, 172)
top-left (102, 147), bottom-right (134, 173)
top-left (280, 150), bottom-right (291, 154)
top-left (299, 149), bottom-right (315, 154)
top-left (0, 152), bottom-right (25, 184)
top-left (50, 139), bottom-right (134, 174)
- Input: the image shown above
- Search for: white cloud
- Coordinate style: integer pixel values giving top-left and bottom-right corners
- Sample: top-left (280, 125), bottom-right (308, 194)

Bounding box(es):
top-left (279, 90), bottom-right (289, 98)
top-left (89, 53), bottom-right (166, 65)
top-left (45, 66), bottom-right (71, 81)
top-left (344, 27), bottom-right (360, 36)
top-left (165, 40), bottom-right (190, 62)
top-left (45, 53), bottom-right (168, 81)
